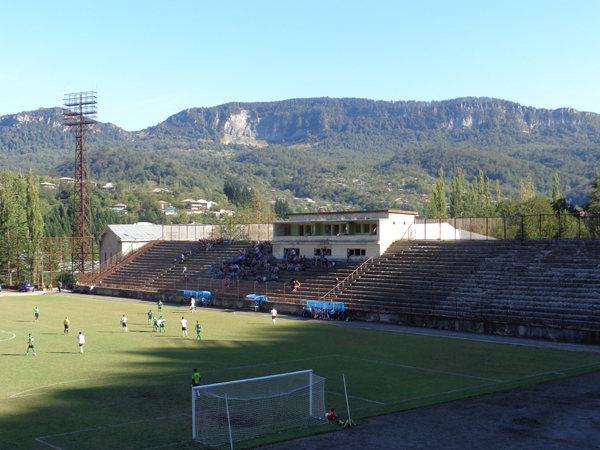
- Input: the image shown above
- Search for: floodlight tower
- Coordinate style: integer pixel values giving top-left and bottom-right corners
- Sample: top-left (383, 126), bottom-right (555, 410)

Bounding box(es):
top-left (63, 91), bottom-right (97, 279)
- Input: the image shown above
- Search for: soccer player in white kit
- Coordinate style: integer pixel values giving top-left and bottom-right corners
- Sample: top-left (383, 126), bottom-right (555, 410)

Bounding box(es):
top-left (180, 316), bottom-right (188, 337)
top-left (121, 315), bottom-right (128, 332)
top-left (270, 308), bottom-right (277, 325)
top-left (78, 332), bottom-right (85, 353)
top-left (190, 297), bottom-right (196, 313)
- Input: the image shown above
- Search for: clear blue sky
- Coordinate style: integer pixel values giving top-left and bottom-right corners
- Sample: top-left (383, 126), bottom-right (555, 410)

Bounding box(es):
top-left (2, 0), bottom-right (599, 131)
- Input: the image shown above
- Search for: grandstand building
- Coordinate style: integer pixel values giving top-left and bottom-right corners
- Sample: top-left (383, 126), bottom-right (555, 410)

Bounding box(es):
top-left (271, 210), bottom-right (418, 261)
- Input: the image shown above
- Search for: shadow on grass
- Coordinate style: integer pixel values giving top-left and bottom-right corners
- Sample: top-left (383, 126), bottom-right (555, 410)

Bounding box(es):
top-left (3, 319), bottom-right (600, 450)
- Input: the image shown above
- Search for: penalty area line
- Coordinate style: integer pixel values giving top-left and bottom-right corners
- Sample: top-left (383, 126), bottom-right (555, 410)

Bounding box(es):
top-left (35, 414), bottom-right (186, 446)
top-left (5, 355), bottom-right (335, 400)
top-left (141, 440), bottom-right (194, 450)
top-left (34, 438), bottom-right (65, 450)
top-left (325, 390), bottom-right (384, 405)
top-left (335, 355), bottom-right (504, 383)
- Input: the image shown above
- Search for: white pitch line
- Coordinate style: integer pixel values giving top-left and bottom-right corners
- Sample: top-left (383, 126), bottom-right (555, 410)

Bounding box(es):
top-left (325, 390), bottom-right (384, 405)
top-left (352, 383), bottom-right (494, 412)
top-left (141, 440), bottom-right (194, 450)
top-left (336, 355), bottom-right (504, 382)
top-left (34, 438), bottom-right (65, 450)
top-left (3, 355), bottom-right (334, 400)
top-left (0, 330), bottom-right (16, 342)
top-left (35, 414), bottom-right (185, 441)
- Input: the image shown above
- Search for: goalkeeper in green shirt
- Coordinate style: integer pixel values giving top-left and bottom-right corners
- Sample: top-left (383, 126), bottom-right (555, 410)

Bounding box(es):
top-left (195, 321), bottom-right (202, 340)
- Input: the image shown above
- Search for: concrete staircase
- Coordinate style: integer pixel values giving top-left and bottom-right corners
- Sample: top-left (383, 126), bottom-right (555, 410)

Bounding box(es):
top-left (100, 241), bottom-right (250, 291)
top-left (334, 240), bottom-right (600, 331)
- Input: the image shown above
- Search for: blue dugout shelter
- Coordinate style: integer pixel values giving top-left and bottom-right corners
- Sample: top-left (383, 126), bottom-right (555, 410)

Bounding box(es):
top-left (178, 290), bottom-right (212, 301)
top-left (300, 300), bottom-right (345, 313)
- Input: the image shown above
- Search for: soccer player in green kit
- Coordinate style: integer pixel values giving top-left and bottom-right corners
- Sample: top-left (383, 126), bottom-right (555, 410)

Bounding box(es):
top-left (157, 301), bottom-right (163, 315)
top-left (152, 315), bottom-right (158, 332)
top-left (34, 307), bottom-right (40, 322)
top-left (26, 334), bottom-right (36, 356)
top-left (147, 309), bottom-right (153, 324)
top-left (195, 321), bottom-right (202, 339)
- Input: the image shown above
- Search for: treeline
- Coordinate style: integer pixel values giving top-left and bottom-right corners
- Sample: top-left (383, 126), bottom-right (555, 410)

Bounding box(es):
top-left (426, 168), bottom-right (600, 219)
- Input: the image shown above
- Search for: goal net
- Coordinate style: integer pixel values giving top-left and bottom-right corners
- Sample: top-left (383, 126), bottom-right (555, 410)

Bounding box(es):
top-left (192, 370), bottom-right (327, 446)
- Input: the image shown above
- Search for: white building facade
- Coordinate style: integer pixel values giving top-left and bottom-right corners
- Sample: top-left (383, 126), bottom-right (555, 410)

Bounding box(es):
top-left (271, 210), bottom-right (418, 262)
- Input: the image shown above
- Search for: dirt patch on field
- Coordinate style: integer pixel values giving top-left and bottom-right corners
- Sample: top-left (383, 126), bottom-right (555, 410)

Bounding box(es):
top-left (261, 370), bottom-right (600, 450)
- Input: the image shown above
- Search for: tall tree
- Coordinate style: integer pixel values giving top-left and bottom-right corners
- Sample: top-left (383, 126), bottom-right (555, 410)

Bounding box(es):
top-left (0, 171), bottom-right (28, 284)
top-left (26, 169), bottom-right (44, 284)
top-left (519, 175), bottom-right (537, 202)
top-left (589, 169), bottom-right (600, 214)
top-left (449, 168), bottom-right (465, 217)
top-left (426, 168), bottom-right (447, 218)
top-left (495, 179), bottom-right (501, 206)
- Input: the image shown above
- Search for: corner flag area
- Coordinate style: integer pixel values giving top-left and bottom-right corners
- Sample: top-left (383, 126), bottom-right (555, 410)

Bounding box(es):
top-left (2, 293), bottom-right (600, 449)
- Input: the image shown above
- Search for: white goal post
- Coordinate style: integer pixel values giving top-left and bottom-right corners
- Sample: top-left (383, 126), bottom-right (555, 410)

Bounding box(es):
top-left (192, 369), bottom-right (327, 447)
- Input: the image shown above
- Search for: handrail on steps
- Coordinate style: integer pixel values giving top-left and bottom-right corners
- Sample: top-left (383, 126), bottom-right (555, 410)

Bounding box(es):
top-left (319, 257), bottom-right (373, 302)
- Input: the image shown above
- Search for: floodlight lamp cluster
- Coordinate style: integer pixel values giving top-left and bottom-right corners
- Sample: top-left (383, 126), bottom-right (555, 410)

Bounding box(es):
top-left (63, 91), bottom-right (97, 127)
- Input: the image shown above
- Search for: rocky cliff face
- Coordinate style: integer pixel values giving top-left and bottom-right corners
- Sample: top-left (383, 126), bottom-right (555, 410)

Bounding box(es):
top-left (158, 97), bottom-right (600, 145)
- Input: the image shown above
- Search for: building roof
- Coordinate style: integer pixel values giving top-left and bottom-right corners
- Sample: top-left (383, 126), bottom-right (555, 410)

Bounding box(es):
top-left (97, 224), bottom-right (163, 242)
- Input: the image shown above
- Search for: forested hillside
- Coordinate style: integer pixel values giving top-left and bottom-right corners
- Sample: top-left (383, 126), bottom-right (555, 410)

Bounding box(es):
top-left (1, 97), bottom-right (599, 209)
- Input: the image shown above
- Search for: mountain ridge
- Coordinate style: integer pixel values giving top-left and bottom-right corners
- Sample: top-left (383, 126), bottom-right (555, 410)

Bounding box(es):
top-left (1, 97), bottom-right (599, 207)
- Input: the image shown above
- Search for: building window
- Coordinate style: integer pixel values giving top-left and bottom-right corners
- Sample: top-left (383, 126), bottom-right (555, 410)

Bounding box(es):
top-left (347, 248), bottom-right (366, 257)
top-left (314, 248), bottom-right (331, 256)
top-left (277, 224), bottom-right (291, 236)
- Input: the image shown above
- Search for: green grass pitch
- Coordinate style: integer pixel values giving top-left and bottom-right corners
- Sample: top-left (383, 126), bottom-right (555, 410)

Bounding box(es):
top-left (1, 293), bottom-right (600, 450)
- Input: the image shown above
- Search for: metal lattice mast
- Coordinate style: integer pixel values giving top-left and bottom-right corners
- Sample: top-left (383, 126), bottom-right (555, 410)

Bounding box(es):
top-left (63, 92), bottom-right (97, 278)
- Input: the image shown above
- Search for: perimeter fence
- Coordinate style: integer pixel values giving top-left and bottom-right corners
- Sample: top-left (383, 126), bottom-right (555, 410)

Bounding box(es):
top-left (408, 213), bottom-right (600, 241)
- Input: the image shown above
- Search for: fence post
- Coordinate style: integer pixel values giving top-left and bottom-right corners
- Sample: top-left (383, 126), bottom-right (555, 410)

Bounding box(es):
top-left (486, 217), bottom-right (489, 239)
top-left (424, 218), bottom-right (427, 240)
top-left (539, 214), bottom-right (542, 238)
top-left (504, 216), bottom-right (507, 240)
top-left (521, 216), bottom-right (524, 239)
top-left (454, 217), bottom-right (457, 241)
top-left (470, 217), bottom-right (472, 240)
top-left (578, 215), bottom-right (581, 239)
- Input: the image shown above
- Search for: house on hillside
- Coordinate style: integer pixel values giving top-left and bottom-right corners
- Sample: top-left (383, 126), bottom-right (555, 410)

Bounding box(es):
top-left (110, 203), bottom-right (128, 214)
top-left (271, 210), bottom-right (418, 261)
top-left (183, 199), bottom-right (218, 213)
top-left (39, 182), bottom-right (57, 190)
top-left (97, 224), bottom-right (163, 263)
top-left (58, 177), bottom-right (74, 183)
top-left (101, 182), bottom-right (116, 193)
